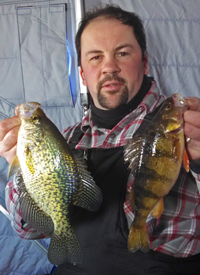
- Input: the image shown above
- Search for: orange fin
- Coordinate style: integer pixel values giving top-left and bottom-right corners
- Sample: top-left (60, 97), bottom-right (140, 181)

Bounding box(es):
top-left (151, 198), bottom-right (164, 219)
top-left (128, 224), bottom-right (149, 253)
top-left (183, 148), bottom-right (190, 172)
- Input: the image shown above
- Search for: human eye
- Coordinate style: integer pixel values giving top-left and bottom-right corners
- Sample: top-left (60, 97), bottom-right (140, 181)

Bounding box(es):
top-left (117, 51), bottom-right (129, 58)
top-left (120, 52), bottom-right (128, 56)
top-left (91, 55), bottom-right (101, 61)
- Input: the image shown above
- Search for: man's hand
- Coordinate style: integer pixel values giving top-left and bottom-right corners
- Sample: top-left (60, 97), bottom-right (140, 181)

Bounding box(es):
top-left (0, 106), bottom-right (21, 163)
top-left (184, 97), bottom-right (200, 161)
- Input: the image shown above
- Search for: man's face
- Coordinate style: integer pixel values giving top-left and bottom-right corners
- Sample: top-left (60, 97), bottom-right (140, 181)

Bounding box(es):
top-left (80, 17), bottom-right (149, 110)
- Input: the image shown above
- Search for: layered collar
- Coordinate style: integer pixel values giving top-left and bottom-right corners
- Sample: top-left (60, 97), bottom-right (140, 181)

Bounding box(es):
top-left (81, 78), bottom-right (164, 133)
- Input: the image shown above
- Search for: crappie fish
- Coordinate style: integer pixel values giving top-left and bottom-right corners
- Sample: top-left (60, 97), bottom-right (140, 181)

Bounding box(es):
top-left (8, 102), bottom-right (102, 265)
top-left (124, 93), bottom-right (189, 253)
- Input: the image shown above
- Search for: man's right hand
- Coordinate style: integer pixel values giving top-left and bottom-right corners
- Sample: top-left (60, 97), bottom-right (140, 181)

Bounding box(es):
top-left (0, 109), bottom-right (21, 163)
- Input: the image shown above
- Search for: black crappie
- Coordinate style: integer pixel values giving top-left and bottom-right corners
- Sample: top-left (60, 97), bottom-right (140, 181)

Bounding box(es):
top-left (124, 93), bottom-right (189, 253)
top-left (8, 102), bottom-right (102, 265)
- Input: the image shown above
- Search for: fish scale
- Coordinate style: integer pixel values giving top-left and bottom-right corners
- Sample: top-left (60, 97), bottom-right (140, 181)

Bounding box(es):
top-left (8, 102), bottom-right (102, 266)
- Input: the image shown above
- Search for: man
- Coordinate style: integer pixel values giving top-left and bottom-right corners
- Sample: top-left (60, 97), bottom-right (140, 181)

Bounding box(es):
top-left (1, 5), bottom-right (200, 275)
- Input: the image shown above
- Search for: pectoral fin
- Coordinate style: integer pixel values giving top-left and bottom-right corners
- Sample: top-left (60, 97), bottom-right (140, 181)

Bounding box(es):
top-left (8, 155), bottom-right (21, 179)
top-left (25, 147), bottom-right (36, 174)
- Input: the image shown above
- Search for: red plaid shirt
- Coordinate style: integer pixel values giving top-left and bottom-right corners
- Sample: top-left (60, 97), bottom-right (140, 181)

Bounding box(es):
top-left (5, 81), bottom-right (200, 257)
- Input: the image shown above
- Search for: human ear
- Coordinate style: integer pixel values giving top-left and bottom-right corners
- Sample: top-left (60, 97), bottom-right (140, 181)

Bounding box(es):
top-left (143, 55), bottom-right (149, 75)
top-left (79, 67), bottom-right (87, 86)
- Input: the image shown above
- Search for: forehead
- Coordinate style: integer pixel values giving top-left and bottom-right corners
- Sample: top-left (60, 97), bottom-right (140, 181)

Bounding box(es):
top-left (80, 17), bottom-right (137, 50)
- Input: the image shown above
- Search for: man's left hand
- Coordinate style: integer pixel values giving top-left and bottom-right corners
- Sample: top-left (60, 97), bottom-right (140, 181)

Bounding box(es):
top-left (184, 97), bottom-right (200, 161)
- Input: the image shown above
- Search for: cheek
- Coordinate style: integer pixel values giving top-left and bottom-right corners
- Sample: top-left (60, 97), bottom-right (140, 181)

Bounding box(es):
top-left (122, 64), bottom-right (139, 81)
top-left (123, 61), bottom-right (146, 79)
top-left (84, 68), bottom-right (100, 88)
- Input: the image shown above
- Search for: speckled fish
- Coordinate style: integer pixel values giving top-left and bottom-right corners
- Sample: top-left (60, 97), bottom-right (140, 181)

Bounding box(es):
top-left (124, 93), bottom-right (189, 253)
top-left (8, 102), bottom-right (102, 265)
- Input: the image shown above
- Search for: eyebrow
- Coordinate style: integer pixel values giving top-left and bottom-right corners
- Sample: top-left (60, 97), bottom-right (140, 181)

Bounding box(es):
top-left (115, 43), bottom-right (134, 51)
top-left (85, 44), bottom-right (134, 56)
top-left (85, 50), bottom-right (103, 57)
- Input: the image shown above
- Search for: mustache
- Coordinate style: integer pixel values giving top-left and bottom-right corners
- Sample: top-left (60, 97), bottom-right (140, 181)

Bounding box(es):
top-left (97, 75), bottom-right (126, 90)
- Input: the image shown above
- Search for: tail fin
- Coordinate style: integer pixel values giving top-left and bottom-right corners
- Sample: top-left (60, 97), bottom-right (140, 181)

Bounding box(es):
top-left (128, 224), bottom-right (149, 253)
top-left (48, 227), bottom-right (82, 265)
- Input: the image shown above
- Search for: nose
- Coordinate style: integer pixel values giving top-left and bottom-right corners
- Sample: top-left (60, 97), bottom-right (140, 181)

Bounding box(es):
top-left (101, 56), bottom-right (121, 75)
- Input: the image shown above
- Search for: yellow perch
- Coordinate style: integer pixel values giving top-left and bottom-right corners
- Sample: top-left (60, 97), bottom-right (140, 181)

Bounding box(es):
top-left (124, 93), bottom-right (189, 253)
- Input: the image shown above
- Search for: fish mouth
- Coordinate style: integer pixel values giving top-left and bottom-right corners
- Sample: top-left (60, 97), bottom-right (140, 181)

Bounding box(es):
top-left (166, 125), bottom-right (183, 134)
top-left (172, 94), bottom-right (189, 111)
top-left (18, 102), bottom-right (41, 118)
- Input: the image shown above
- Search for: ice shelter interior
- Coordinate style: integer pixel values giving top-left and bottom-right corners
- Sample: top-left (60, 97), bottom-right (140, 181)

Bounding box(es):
top-left (0, 0), bottom-right (199, 274)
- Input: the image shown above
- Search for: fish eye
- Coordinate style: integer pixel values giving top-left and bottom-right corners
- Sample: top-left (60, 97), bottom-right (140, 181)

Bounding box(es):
top-left (31, 115), bottom-right (40, 124)
top-left (165, 103), bottom-right (171, 110)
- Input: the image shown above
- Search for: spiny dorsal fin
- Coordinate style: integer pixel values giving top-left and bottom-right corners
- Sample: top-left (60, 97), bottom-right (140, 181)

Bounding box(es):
top-left (124, 136), bottom-right (144, 174)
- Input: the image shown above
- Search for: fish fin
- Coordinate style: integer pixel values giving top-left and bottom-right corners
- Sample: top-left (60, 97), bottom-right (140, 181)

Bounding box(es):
top-left (128, 224), bottom-right (149, 253)
top-left (7, 155), bottom-right (21, 179)
top-left (25, 147), bottom-right (36, 174)
top-left (124, 136), bottom-right (144, 174)
top-left (73, 176), bottom-right (103, 211)
top-left (73, 155), bottom-right (102, 211)
top-left (183, 148), bottom-right (190, 172)
top-left (18, 178), bottom-right (54, 235)
top-left (48, 226), bottom-right (83, 265)
top-left (129, 189), bottom-right (135, 212)
top-left (150, 198), bottom-right (164, 219)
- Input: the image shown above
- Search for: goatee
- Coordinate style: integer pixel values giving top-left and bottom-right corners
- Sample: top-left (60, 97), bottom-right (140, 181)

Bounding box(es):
top-left (97, 75), bottom-right (128, 109)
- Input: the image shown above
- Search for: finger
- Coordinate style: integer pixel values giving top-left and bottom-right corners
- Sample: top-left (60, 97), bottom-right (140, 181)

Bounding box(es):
top-left (0, 125), bottom-right (20, 162)
top-left (185, 139), bottom-right (200, 161)
top-left (2, 125), bottom-right (20, 149)
top-left (14, 104), bottom-right (21, 116)
top-left (0, 116), bottom-right (21, 141)
top-left (184, 122), bottom-right (200, 141)
top-left (186, 97), bottom-right (200, 111)
top-left (184, 110), bottom-right (200, 128)
top-left (4, 145), bottom-right (17, 164)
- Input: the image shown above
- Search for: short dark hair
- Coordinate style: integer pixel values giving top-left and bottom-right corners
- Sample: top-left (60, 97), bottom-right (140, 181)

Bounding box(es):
top-left (75, 4), bottom-right (147, 66)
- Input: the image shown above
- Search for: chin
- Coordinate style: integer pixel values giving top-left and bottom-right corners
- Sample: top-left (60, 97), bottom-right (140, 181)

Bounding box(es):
top-left (98, 94), bottom-right (128, 110)
top-left (100, 101), bottom-right (126, 110)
